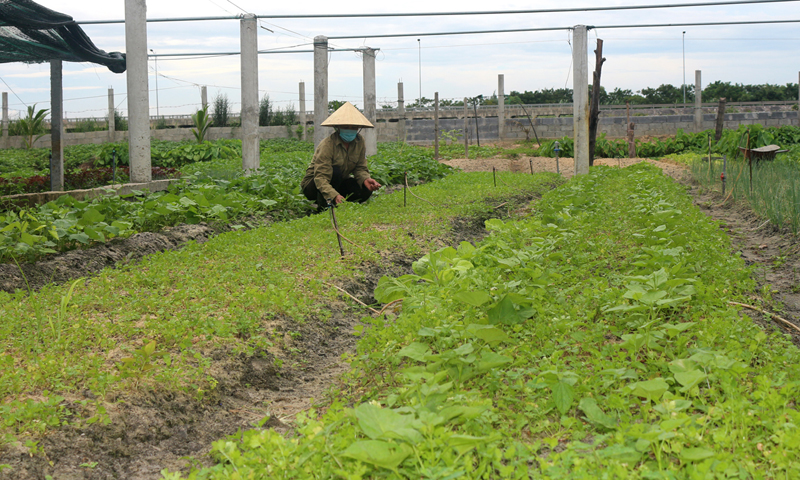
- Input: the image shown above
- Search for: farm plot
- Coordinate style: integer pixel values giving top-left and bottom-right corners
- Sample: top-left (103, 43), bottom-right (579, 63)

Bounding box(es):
top-left (0, 170), bottom-right (561, 479)
top-left (173, 163), bottom-right (800, 479)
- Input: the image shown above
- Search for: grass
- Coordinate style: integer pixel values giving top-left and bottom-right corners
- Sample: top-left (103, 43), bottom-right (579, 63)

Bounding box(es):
top-left (169, 163), bottom-right (800, 479)
top-left (0, 169), bottom-right (561, 445)
top-left (690, 153), bottom-right (800, 234)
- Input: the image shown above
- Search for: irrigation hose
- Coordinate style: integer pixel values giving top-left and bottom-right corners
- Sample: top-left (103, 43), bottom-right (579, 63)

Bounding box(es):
top-left (328, 206), bottom-right (363, 249)
top-left (729, 301), bottom-right (800, 334)
top-left (404, 175), bottom-right (435, 206)
top-left (323, 281), bottom-right (381, 315)
top-left (718, 160), bottom-right (747, 206)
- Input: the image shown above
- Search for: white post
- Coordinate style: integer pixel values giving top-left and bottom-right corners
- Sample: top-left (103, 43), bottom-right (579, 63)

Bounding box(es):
top-left (397, 82), bottom-right (406, 142)
top-left (498, 74), bottom-right (505, 141)
top-left (201, 86), bottom-right (208, 109)
top-left (240, 14), bottom-right (259, 172)
top-left (50, 60), bottom-right (64, 191)
top-left (2, 92), bottom-right (8, 149)
top-left (125, 0), bottom-right (151, 183)
top-left (313, 35), bottom-right (329, 147)
top-left (572, 25), bottom-right (590, 176)
top-left (299, 81), bottom-right (306, 141)
top-left (362, 47), bottom-right (377, 157)
top-left (694, 70), bottom-right (703, 132)
top-left (108, 88), bottom-right (115, 142)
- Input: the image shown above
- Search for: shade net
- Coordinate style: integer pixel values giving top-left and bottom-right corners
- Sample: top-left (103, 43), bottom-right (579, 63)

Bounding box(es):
top-left (0, 0), bottom-right (125, 73)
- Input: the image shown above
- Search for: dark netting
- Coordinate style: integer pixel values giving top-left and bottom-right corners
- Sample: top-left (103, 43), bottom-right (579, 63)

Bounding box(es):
top-left (0, 0), bottom-right (126, 73)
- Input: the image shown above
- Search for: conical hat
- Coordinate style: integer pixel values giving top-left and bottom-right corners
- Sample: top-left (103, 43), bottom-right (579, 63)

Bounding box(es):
top-left (321, 102), bottom-right (374, 128)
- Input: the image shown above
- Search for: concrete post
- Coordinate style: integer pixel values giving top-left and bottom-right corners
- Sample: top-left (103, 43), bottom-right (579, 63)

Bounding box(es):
top-left (498, 74), bottom-right (505, 141)
top-left (50, 60), bottom-right (64, 191)
top-left (572, 25), bottom-right (589, 176)
top-left (434, 92), bottom-right (439, 159)
top-left (2, 92), bottom-right (8, 149)
top-left (240, 14), bottom-right (259, 173)
top-left (125, 0), bottom-right (151, 183)
top-left (313, 35), bottom-right (329, 147)
top-left (463, 97), bottom-right (469, 157)
top-left (362, 47), bottom-right (377, 157)
top-left (694, 70), bottom-right (703, 132)
top-left (397, 82), bottom-right (406, 142)
top-left (299, 81), bottom-right (306, 141)
top-left (108, 88), bottom-right (115, 142)
top-left (201, 86), bottom-right (208, 109)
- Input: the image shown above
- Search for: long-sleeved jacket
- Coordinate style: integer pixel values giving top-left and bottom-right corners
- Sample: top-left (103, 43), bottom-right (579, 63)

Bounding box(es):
top-left (300, 132), bottom-right (371, 202)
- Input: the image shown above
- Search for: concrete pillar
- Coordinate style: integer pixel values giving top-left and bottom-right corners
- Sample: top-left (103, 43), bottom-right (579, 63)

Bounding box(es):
top-left (397, 82), bottom-right (406, 142)
top-left (299, 81), bottom-right (306, 141)
top-left (2, 92), bottom-right (8, 149)
top-left (362, 47), bottom-right (377, 157)
top-left (125, 0), bottom-right (151, 183)
top-left (50, 61), bottom-right (64, 191)
top-left (498, 74), bottom-right (505, 141)
top-left (572, 25), bottom-right (589, 176)
top-left (798, 72), bottom-right (800, 123)
top-left (240, 14), bottom-right (259, 172)
top-left (434, 92), bottom-right (439, 159)
top-left (201, 86), bottom-right (208, 109)
top-left (694, 70), bottom-right (703, 132)
top-left (107, 88), bottom-right (115, 142)
top-left (313, 35), bottom-right (329, 147)
top-left (463, 97), bottom-right (469, 157)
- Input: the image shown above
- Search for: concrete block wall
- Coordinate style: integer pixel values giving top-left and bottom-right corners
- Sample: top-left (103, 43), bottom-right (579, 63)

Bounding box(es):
top-left (375, 111), bottom-right (799, 144)
top-left (3, 110), bottom-right (797, 150)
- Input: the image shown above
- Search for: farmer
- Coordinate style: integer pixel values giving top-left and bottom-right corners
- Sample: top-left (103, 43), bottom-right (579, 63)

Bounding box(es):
top-left (301, 102), bottom-right (382, 210)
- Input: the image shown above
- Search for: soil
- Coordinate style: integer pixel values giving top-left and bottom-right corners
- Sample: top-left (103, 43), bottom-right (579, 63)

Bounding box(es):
top-left (3, 153), bottom-right (799, 479)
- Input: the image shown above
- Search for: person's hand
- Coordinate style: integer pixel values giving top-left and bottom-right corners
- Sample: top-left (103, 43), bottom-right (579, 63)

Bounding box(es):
top-left (364, 178), bottom-right (382, 192)
top-left (334, 195), bottom-right (345, 205)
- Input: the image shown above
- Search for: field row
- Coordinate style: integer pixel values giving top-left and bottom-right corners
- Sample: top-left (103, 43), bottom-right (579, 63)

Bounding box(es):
top-left (174, 164), bottom-right (800, 479)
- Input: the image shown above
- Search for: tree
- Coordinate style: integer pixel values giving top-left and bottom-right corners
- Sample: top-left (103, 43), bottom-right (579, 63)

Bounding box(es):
top-left (259, 94), bottom-right (272, 127)
top-left (329, 100), bottom-right (352, 112)
top-left (639, 84), bottom-right (685, 104)
top-left (191, 105), bottom-right (211, 143)
top-left (212, 93), bottom-right (230, 127)
top-left (18, 104), bottom-right (49, 150)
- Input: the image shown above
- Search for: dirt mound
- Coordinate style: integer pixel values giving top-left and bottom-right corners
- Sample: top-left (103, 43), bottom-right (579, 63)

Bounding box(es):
top-left (1, 224), bottom-right (230, 295)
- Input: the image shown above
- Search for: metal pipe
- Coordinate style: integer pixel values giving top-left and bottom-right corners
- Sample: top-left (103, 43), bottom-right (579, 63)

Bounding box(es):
top-left (78, 0), bottom-right (799, 24)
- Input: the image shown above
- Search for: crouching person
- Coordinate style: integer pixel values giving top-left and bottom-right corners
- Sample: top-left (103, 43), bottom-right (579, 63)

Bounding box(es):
top-left (301, 102), bottom-right (381, 211)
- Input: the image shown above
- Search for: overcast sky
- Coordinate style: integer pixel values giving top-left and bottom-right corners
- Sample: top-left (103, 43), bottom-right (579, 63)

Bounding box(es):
top-left (1, 0), bottom-right (798, 119)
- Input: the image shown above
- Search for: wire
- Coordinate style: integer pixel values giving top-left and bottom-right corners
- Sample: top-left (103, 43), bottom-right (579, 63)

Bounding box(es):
top-left (327, 19), bottom-right (800, 40)
top-left (0, 76), bottom-right (27, 107)
top-left (76, 0), bottom-right (800, 24)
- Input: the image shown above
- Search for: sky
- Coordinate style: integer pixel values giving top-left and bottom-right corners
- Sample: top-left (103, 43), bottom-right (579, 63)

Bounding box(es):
top-left (1, 0), bottom-right (798, 120)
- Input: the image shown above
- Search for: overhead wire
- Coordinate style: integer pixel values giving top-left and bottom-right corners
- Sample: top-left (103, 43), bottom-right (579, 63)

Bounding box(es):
top-left (77, 0), bottom-right (800, 24)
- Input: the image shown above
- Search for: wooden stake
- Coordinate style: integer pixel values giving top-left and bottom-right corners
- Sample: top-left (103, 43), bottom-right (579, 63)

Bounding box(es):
top-left (627, 122), bottom-right (636, 158)
top-left (588, 38), bottom-right (606, 167)
top-left (329, 205), bottom-right (345, 258)
top-left (714, 97), bottom-right (726, 142)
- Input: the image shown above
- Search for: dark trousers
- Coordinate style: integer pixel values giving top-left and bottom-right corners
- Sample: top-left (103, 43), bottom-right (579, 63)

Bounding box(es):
top-left (302, 166), bottom-right (373, 208)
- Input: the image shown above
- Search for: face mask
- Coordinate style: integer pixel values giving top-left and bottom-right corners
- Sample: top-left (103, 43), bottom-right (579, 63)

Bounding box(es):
top-left (339, 129), bottom-right (358, 142)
